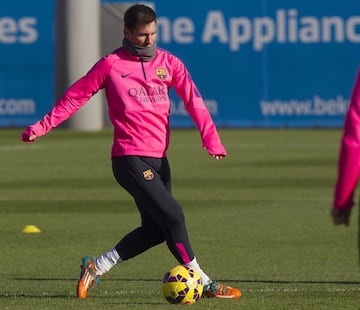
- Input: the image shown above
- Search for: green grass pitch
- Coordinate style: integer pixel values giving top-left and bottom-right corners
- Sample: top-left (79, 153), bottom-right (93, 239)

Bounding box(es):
top-left (0, 128), bottom-right (359, 309)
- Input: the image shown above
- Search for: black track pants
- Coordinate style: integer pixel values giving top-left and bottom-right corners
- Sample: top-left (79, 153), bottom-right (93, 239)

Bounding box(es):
top-left (112, 156), bottom-right (194, 264)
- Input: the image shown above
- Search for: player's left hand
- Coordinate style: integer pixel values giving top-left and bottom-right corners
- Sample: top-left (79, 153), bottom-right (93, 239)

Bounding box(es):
top-left (203, 147), bottom-right (226, 160)
top-left (211, 154), bottom-right (225, 160)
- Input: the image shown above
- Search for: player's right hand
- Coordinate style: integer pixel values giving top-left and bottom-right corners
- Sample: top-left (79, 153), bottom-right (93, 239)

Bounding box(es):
top-left (21, 128), bottom-right (37, 143)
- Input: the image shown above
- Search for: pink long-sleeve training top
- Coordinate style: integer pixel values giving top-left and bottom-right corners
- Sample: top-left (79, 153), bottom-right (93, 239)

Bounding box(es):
top-left (26, 47), bottom-right (226, 159)
top-left (333, 67), bottom-right (360, 210)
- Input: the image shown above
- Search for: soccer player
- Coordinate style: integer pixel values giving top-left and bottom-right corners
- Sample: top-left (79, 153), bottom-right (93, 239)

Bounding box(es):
top-left (21, 4), bottom-right (241, 300)
top-left (332, 67), bottom-right (360, 226)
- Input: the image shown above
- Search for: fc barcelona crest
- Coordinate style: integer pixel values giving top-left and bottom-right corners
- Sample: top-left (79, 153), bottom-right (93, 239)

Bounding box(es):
top-left (143, 169), bottom-right (154, 180)
top-left (156, 68), bottom-right (167, 80)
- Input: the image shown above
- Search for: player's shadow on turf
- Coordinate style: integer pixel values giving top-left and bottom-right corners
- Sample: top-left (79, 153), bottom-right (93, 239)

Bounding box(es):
top-left (0, 292), bottom-right (164, 305)
top-left (14, 277), bottom-right (360, 285)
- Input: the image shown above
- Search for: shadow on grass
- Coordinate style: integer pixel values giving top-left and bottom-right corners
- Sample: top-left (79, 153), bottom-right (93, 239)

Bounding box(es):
top-left (0, 293), bottom-right (164, 305)
top-left (3, 277), bottom-right (359, 304)
top-left (12, 277), bottom-right (360, 285)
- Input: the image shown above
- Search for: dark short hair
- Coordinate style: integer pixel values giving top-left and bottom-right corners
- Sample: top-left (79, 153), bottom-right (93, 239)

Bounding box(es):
top-left (124, 4), bottom-right (157, 31)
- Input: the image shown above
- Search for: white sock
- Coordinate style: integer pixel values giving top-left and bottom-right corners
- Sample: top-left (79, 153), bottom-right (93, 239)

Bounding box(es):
top-left (95, 248), bottom-right (123, 276)
top-left (184, 257), bottom-right (212, 285)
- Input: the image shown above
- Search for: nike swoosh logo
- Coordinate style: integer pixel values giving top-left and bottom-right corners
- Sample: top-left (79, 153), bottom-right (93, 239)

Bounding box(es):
top-left (121, 73), bottom-right (133, 78)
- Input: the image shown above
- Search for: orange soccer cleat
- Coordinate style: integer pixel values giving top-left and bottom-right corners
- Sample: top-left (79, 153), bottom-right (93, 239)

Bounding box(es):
top-left (202, 280), bottom-right (241, 299)
top-left (77, 256), bottom-right (100, 299)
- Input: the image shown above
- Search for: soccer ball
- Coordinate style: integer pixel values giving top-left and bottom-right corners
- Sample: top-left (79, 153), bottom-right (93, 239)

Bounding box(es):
top-left (162, 265), bottom-right (203, 305)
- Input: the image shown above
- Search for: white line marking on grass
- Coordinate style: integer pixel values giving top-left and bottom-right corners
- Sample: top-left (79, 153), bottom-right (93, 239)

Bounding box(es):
top-left (0, 145), bottom-right (46, 151)
top-left (0, 143), bottom-right (103, 152)
top-left (232, 143), bottom-right (339, 149)
top-left (171, 143), bottom-right (338, 149)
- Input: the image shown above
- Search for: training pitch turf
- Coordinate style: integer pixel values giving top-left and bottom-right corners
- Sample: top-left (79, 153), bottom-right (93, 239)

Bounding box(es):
top-left (0, 128), bottom-right (359, 309)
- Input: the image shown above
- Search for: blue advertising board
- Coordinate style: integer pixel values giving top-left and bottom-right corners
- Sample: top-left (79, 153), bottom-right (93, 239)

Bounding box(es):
top-left (2, 1), bottom-right (359, 128)
top-left (103, 0), bottom-right (360, 127)
top-left (0, 0), bottom-right (55, 127)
